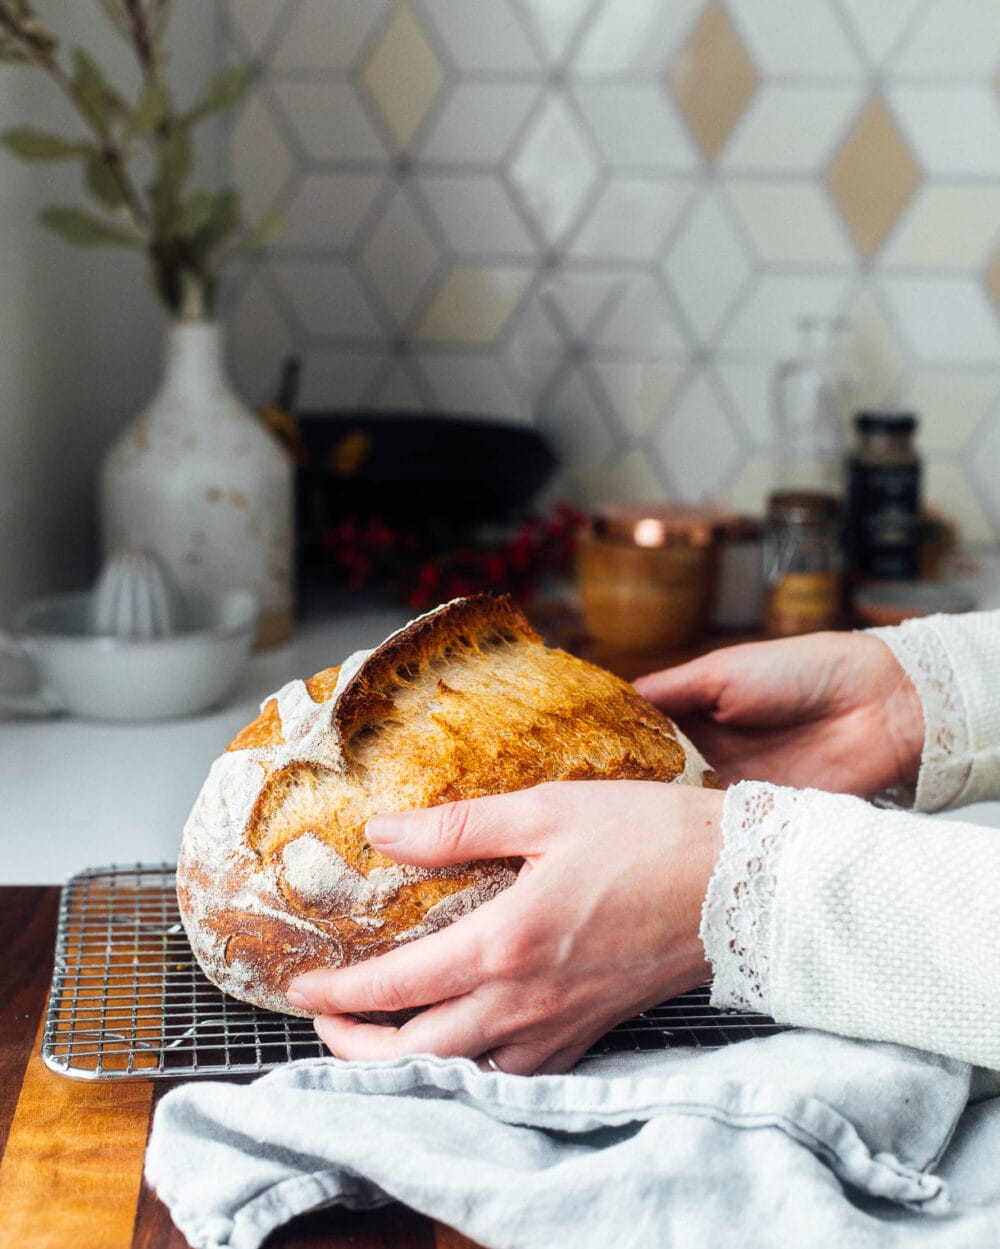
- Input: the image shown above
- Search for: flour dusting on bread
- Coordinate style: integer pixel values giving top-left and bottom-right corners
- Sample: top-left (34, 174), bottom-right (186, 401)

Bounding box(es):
top-left (177, 594), bottom-right (715, 1017)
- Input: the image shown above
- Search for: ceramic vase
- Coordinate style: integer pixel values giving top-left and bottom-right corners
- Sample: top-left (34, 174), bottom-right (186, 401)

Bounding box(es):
top-left (99, 321), bottom-right (294, 647)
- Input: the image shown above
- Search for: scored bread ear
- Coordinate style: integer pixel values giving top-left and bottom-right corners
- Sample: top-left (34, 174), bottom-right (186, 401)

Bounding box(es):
top-left (177, 593), bottom-right (717, 1018)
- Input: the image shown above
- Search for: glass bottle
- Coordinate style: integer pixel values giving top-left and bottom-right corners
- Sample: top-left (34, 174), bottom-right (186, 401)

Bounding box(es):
top-left (772, 316), bottom-right (852, 494)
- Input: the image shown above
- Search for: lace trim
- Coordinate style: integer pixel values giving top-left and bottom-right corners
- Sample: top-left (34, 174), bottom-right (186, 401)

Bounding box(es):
top-left (700, 781), bottom-right (797, 1015)
top-left (869, 620), bottom-right (972, 813)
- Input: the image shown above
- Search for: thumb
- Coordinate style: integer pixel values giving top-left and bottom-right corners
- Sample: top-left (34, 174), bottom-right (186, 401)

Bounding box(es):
top-left (366, 788), bottom-right (540, 867)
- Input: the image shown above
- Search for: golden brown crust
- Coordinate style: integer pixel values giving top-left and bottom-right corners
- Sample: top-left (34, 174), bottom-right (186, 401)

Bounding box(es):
top-left (177, 594), bottom-right (714, 1017)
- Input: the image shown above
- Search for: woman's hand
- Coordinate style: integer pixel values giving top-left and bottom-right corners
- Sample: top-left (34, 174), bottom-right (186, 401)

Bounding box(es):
top-left (634, 632), bottom-right (923, 797)
top-left (286, 780), bottom-right (724, 1075)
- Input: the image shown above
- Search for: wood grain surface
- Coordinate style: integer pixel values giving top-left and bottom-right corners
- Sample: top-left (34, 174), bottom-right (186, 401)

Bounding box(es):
top-left (0, 886), bottom-right (483, 1249)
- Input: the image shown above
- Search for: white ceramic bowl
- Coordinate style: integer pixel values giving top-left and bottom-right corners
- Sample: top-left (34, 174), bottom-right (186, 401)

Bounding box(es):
top-left (0, 590), bottom-right (258, 721)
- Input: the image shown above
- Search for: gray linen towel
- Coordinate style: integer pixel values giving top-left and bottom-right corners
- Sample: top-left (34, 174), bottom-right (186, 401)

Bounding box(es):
top-left (146, 1029), bottom-right (1000, 1249)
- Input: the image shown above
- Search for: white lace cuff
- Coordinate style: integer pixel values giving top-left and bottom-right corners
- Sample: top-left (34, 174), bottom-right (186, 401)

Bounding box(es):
top-left (869, 619), bottom-right (972, 813)
top-left (699, 780), bottom-right (796, 1015)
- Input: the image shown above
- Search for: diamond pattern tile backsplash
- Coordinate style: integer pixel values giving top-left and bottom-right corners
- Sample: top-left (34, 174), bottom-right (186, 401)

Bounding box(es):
top-left (222, 0), bottom-right (1000, 543)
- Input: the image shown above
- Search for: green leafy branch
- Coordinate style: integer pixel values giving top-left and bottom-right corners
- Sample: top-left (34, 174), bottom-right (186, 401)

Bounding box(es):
top-left (0, 0), bottom-right (282, 319)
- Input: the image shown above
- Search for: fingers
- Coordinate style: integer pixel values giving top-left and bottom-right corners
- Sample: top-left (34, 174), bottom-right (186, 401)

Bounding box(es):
top-left (287, 890), bottom-right (516, 1016)
top-left (633, 656), bottom-right (722, 715)
top-left (365, 784), bottom-right (556, 867)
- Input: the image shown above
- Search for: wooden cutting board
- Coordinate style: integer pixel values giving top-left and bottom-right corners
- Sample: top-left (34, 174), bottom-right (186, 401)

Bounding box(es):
top-left (0, 886), bottom-right (482, 1249)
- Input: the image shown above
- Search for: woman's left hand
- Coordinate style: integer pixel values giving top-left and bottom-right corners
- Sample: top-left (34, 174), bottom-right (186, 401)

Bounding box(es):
top-left (286, 780), bottom-right (724, 1075)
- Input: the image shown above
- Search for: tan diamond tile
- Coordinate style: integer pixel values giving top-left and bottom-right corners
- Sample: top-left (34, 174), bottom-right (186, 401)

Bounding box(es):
top-left (416, 266), bottom-right (532, 346)
top-left (826, 97), bottom-right (920, 260)
top-left (361, 1), bottom-right (446, 151)
top-left (985, 239), bottom-right (1000, 319)
top-left (670, 2), bottom-right (758, 161)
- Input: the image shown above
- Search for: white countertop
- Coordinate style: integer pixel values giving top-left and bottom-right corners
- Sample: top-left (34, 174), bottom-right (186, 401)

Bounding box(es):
top-left (6, 560), bottom-right (1000, 886)
top-left (1, 600), bottom-right (411, 885)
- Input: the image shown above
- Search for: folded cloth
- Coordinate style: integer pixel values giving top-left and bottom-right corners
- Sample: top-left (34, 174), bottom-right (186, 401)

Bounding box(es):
top-left (145, 1029), bottom-right (1000, 1249)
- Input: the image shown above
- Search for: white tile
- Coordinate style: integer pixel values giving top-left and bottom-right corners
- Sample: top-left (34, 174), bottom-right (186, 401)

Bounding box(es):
top-left (879, 186), bottom-right (1000, 269)
top-left (720, 274), bottom-right (852, 356)
top-left (224, 0), bottom-right (283, 54)
top-left (282, 173), bottom-right (386, 250)
top-left (720, 85), bottom-right (862, 172)
top-left (272, 0), bottom-right (388, 69)
top-left (537, 365), bottom-right (620, 464)
top-left (229, 95), bottom-right (295, 222)
top-left (573, 447), bottom-right (667, 507)
top-left (925, 461), bottom-right (995, 545)
top-left (370, 364), bottom-right (426, 412)
top-left (893, 0), bottom-right (1000, 78)
top-left (419, 83), bottom-right (540, 164)
top-left (595, 275), bottom-right (689, 357)
top-left (714, 362), bottom-right (773, 445)
top-left (530, 271), bottom-right (627, 340)
top-left (903, 370), bottom-right (1000, 452)
top-left (888, 85), bottom-right (1000, 177)
top-left (570, 177), bottom-right (694, 261)
top-left (572, 0), bottom-right (702, 76)
top-left (361, 190), bottom-right (441, 327)
top-left (271, 260), bottom-right (383, 341)
top-left (725, 182), bottom-right (853, 267)
top-left (842, 288), bottom-right (907, 410)
top-left (838, 0), bottom-right (924, 66)
top-left (879, 276), bottom-right (1000, 365)
top-left (272, 82), bottom-right (386, 162)
top-left (296, 350), bottom-right (383, 409)
top-left (653, 373), bottom-right (741, 501)
top-left (665, 188), bottom-right (753, 344)
top-left (729, 0), bottom-right (863, 76)
top-left (513, 0), bottom-right (598, 60)
top-left (573, 84), bottom-right (699, 170)
top-left (417, 353), bottom-right (523, 419)
top-left (227, 272), bottom-right (298, 407)
top-left (966, 415), bottom-right (1000, 535)
top-left (508, 95), bottom-right (601, 246)
top-left (420, 0), bottom-right (540, 71)
top-left (590, 359), bottom-right (688, 438)
top-left (726, 451), bottom-right (779, 515)
top-left (414, 174), bottom-right (536, 258)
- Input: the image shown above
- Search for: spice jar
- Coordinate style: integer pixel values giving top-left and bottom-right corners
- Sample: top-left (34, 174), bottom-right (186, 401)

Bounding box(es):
top-left (576, 504), bottom-right (732, 651)
top-left (764, 491), bottom-right (842, 636)
top-left (846, 412), bottom-right (922, 580)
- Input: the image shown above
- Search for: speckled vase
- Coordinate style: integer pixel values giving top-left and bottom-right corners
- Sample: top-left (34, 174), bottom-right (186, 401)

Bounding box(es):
top-left (99, 322), bottom-right (294, 648)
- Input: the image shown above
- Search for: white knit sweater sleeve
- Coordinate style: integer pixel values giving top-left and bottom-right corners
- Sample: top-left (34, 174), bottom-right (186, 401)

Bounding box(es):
top-left (701, 782), bottom-right (1000, 1068)
top-left (869, 609), bottom-right (1000, 811)
top-left (700, 610), bottom-right (1000, 1066)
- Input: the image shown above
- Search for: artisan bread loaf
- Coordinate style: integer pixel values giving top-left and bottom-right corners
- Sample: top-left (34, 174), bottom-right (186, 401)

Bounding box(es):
top-left (177, 594), bottom-right (716, 1016)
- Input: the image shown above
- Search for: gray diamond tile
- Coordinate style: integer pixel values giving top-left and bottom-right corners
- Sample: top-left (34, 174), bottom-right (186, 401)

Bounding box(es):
top-left (229, 94), bottom-right (295, 222)
top-left (271, 260), bottom-right (384, 341)
top-left (420, 0), bottom-right (540, 70)
top-left (418, 353), bottom-right (523, 418)
top-left (415, 174), bottom-right (536, 258)
top-left (282, 172), bottom-right (387, 250)
top-left (419, 83), bottom-right (540, 164)
top-left (572, 0), bottom-right (703, 76)
top-left (664, 187), bottom-right (753, 345)
top-left (223, 0), bottom-right (285, 54)
top-left (296, 349), bottom-right (384, 408)
top-left (273, 0), bottom-right (389, 69)
top-left (228, 271), bottom-right (299, 406)
top-left (512, 0), bottom-right (596, 60)
top-left (272, 81), bottom-right (387, 162)
top-left (360, 189), bottom-right (442, 327)
top-left (595, 275), bottom-right (689, 357)
top-left (537, 365), bottom-right (621, 464)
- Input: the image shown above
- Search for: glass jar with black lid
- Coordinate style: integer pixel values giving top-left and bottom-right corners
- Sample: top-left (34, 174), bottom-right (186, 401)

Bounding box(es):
top-left (846, 412), bottom-right (921, 580)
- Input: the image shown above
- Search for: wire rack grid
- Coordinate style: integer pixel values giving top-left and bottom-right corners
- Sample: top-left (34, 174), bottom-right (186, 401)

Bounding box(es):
top-left (42, 864), bottom-right (784, 1081)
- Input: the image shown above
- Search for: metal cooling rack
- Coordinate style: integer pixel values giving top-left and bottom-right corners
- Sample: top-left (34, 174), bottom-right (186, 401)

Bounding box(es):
top-left (42, 864), bottom-right (784, 1081)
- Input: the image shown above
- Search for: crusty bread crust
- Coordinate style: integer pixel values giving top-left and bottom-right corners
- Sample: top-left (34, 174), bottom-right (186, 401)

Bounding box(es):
top-left (176, 594), bottom-right (715, 1017)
